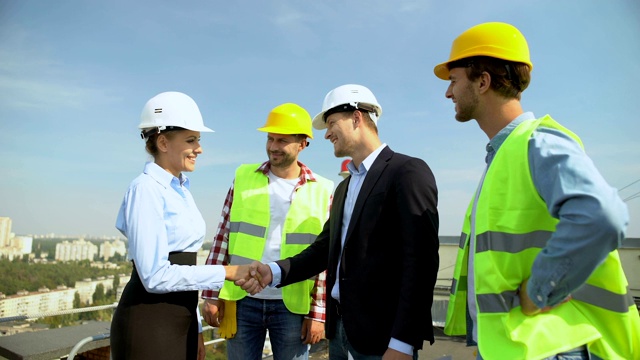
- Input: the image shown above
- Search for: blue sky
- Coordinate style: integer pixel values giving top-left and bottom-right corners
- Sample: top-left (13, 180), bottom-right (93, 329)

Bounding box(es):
top-left (1, 0), bottom-right (639, 239)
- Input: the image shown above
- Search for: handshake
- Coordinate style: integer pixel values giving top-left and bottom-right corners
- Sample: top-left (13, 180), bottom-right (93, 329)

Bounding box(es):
top-left (225, 261), bottom-right (274, 295)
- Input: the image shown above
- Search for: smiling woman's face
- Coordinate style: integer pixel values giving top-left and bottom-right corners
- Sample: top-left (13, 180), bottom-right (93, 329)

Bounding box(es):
top-left (156, 130), bottom-right (203, 177)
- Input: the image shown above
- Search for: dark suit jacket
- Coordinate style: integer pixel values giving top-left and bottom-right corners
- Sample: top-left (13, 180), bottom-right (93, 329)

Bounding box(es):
top-left (276, 146), bottom-right (439, 355)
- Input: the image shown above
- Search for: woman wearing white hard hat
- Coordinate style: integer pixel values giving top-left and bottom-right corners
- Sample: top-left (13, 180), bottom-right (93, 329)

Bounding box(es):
top-left (110, 91), bottom-right (261, 360)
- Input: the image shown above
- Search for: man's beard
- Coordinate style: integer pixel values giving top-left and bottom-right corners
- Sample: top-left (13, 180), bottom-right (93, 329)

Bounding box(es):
top-left (269, 151), bottom-right (296, 168)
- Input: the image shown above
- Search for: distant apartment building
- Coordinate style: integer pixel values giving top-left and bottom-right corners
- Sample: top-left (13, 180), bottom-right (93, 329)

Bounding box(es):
top-left (0, 217), bottom-right (33, 260)
top-left (0, 246), bottom-right (23, 261)
top-left (99, 239), bottom-right (126, 261)
top-left (197, 248), bottom-right (210, 265)
top-left (115, 274), bottom-right (131, 301)
top-left (0, 274), bottom-right (132, 322)
top-left (74, 276), bottom-right (117, 305)
top-left (55, 239), bottom-right (98, 262)
top-left (0, 217), bottom-right (11, 247)
top-left (0, 286), bottom-right (76, 320)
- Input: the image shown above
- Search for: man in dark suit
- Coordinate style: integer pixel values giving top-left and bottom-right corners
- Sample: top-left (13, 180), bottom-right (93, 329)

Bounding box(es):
top-left (242, 84), bottom-right (440, 360)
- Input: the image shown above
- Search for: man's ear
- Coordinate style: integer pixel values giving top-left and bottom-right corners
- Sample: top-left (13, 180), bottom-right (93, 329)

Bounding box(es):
top-left (353, 110), bottom-right (364, 128)
top-left (478, 71), bottom-right (491, 94)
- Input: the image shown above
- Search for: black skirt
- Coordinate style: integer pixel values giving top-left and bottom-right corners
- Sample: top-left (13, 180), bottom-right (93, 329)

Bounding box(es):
top-left (110, 252), bottom-right (199, 360)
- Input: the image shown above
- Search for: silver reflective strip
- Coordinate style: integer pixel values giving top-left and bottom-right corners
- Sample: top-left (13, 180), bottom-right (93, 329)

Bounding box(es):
top-left (476, 230), bottom-right (551, 253)
top-left (477, 290), bottom-right (520, 313)
top-left (477, 284), bottom-right (633, 314)
top-left (286, 233), bottom-right (317, 245)
top-left (458, 233), bottom-right (467, 249)
top-left (572, 283), bottom-right (635, 313)
top-left (228, 255), bottom-right (253, 265)
top-left (230, 221), bottom-right (266, 238)
top-left (451, 276), bottom-right (468, 295)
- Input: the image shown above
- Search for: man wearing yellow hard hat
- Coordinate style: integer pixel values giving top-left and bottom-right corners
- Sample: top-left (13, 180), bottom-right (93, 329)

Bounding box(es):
top-left (434, 22), bottom-right (640, 360)
top-left (201, 103), bottom-right (333, 359)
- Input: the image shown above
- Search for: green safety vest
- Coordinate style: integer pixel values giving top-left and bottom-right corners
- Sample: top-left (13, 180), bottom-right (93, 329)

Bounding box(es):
top-left (219, 164), bottom-right (333, 314)
top-left (444, 116), bottom-right (640, 360)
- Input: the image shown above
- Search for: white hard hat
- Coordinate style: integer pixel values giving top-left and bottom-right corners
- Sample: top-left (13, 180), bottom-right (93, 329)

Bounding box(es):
top-left (138, 91), bottom-right (214, 139)
top-left (312, 84), bottom-right (383, 130)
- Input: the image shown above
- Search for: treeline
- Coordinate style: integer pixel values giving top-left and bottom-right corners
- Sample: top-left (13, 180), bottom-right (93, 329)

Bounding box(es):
top-left (0, 258), bottom-right (132, 296)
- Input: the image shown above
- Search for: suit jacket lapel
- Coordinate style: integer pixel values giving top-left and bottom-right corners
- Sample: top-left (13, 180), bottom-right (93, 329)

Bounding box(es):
top-left (330, 178), bottom-right (348, 263)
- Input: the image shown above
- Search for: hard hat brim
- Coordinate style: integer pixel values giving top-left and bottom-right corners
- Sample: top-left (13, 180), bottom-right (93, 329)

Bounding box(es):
top-left (138, 124), bottom-right (215, 132)
top-left (434, 61), bottom-right (452, 80)
top-left (256, 125), bottom-right (313, 139)
top-left (195, 125), bottom-right (215, 133)
top-left (312, 104), bottom-right (382, 130)
top-left (312, 112), bottom-right (327, 130)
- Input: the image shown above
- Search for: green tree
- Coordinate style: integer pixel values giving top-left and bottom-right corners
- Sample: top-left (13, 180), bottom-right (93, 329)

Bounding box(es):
top-left (93, 284), bottom-right (105, 304)
top-left (73, 292), bottom-right (82, 308)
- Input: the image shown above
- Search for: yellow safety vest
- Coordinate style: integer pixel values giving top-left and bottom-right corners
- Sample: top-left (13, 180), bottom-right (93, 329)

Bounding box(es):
top-left (219, 164), bottom-right (333, 314)
top-left (444, 116), bottom-right (640, 360)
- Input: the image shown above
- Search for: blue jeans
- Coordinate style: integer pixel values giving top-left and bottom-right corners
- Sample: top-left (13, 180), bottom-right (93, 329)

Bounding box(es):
top-left (329, 317), bottom-right (418, 360)
top-left (476, 346), bottom-right (590, 360)
top-left (226, 297), bottom-right (309, 360)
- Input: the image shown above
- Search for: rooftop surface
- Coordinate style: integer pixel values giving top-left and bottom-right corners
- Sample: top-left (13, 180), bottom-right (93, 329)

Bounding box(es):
top-left (306, 327), bottom-right (475, 360)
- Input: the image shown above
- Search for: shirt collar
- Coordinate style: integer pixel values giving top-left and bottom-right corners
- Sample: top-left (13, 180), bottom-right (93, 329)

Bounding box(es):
top-left (487, 112), bottom-right (536, 154)
top-left (348, 143), bottom-right (387, 174)
top-left (144, 161), bottom-right (190, 188)
top-left (255, 160), bottom-right (318, 185)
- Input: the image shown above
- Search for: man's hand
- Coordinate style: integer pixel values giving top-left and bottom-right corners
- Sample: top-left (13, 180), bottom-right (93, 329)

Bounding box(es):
top-left (197, 333), bottom-right (205, 360)
top-left (301, 318), bottom-right (325, 345)
top-left (234, 261), bottom-right (273, 294)
top-left (202, 298), bottom-right (225, 327)
top-left (382, 348), bottom-right (412, 359)
top-left (519, 278), bottom-right (572, 316)
top-left (225, 264), bottom-right (260, 282)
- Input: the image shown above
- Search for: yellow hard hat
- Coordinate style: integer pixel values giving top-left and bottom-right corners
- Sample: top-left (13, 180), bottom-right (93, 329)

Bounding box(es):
top-left (434, 22), bottom-right (533, 80)
top-left (257, 103), bottom-right (314, 139)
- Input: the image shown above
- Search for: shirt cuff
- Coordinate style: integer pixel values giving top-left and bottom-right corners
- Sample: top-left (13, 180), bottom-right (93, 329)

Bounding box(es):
top-left (389, 338), bottom-right (413, 356)
top-left (268, 262), bottom-right (281, 287)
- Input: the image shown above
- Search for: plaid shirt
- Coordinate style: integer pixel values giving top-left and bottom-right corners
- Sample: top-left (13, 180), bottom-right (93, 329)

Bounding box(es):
top-left (202, 161), bottom-right (331, 322)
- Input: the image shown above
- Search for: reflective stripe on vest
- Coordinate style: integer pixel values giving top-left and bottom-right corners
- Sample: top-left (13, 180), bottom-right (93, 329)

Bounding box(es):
top-left (219, 163), bottom-right (333, 315)
top-left (444, 116), bottom-right (640, 360)
top-left (228, 222), bottom-right (317, 246)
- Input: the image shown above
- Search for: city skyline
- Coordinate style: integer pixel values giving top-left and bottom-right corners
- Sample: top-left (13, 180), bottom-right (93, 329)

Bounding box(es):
top-left (1, 1), bottom-right (639, 238)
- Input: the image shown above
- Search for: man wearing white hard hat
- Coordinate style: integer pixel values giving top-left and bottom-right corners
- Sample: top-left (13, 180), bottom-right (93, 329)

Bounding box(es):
top-left (242, 84), bottom-right (441, 359)
top-left (111, 91), bottom-right (259, 360)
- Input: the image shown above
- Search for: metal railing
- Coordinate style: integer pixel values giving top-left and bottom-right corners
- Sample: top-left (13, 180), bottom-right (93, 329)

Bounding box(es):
top-left (0, 303), bottom-right (260, 359)
top-left (0, 302), bottom-right (118, 323)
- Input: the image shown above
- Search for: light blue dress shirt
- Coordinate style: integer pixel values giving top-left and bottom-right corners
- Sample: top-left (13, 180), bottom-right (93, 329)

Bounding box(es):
top-left (484, 113), bottom-right (628, 308)
top-left (116, 162), bottom-right (226, 294)
top-left (330, 143), bottom-right (386, 302)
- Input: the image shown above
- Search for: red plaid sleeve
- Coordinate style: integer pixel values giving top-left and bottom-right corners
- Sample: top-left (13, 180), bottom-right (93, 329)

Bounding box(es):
top-left (306, 191), bottom-right (333, 322)
top-left (307, 270), bottom-right (328, 322)
top-left (201, 183), bottom-right (234, 299)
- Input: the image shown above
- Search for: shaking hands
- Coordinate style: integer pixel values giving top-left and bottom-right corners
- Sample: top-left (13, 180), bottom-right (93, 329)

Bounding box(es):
top-left (224, 261), bottom-right (273, 295)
